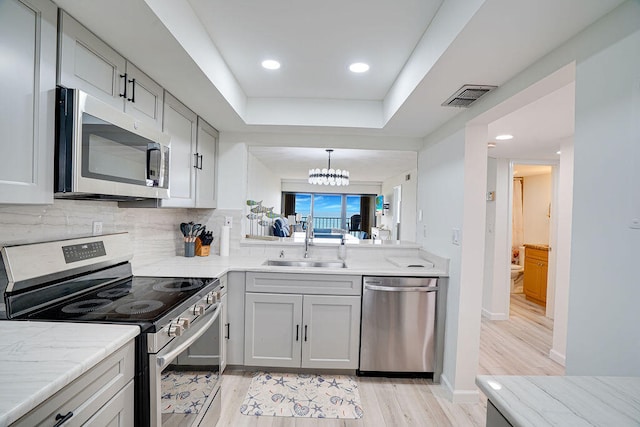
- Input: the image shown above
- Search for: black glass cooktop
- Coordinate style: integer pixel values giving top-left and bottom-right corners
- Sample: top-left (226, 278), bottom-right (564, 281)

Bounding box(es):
top-left (21, 276), bottom-right (215, 326)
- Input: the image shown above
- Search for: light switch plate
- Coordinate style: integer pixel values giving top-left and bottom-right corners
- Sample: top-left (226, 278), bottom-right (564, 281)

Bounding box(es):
top-left (452, 228), bottom-right (461, 245)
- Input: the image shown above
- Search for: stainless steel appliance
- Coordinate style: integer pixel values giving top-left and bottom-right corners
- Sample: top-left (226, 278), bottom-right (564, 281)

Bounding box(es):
top-left (0, 233), bottom-right (223, 427)
top-left (359, 276), bottom-right (440, 378)
top-left (55, 87), bottom-right (170, 201)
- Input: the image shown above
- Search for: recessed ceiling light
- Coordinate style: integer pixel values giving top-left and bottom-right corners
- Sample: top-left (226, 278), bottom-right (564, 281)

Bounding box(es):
top-left (487, 142), bottom-right (496, 148)
top-left (261, 59), bottom-right (281, 70)
top-left (556, 150), bottom-right (562, 155)
top-left (349, 62), bottom-right (370, 73)
top-left (495, 134), bottom-right (513, 140)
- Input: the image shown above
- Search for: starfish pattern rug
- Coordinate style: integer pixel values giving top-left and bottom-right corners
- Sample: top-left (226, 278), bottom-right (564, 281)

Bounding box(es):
top-left (240, 371), bottom-right (364, 419)
top-left (161, 370), bottom-right (218, 414)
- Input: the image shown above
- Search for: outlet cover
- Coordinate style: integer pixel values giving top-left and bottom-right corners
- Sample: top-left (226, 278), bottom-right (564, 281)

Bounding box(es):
top-left (224, 216), bottom-right (233, 227)
top-left (92, 221), bottom-right (103, 236)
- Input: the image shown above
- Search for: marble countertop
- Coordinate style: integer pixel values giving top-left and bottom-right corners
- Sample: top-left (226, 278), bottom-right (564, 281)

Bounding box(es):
top-left (477, 375), bottom-right (640, 426)
top-left (0, 322), bottom-right (139, 426)
top-left (133, 253), bottom-right (448, 278)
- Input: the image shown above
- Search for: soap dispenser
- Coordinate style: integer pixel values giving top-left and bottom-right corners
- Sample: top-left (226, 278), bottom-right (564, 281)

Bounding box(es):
top-left (338, 234), bottom-right (347, 260)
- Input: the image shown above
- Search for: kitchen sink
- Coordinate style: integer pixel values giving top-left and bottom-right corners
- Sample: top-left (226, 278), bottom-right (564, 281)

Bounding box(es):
top-left (264, 259), bottom-right (347, 268)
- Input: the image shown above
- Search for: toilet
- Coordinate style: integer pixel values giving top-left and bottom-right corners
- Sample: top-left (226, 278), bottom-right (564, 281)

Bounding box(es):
top-left (510, 245), bottom-right (525, 293)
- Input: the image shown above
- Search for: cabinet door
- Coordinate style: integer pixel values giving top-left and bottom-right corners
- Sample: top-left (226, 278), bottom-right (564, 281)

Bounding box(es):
top-left (124, 62), bottom-right (163, 130)
top-left (195, 117), bottom-right (218, 208)
top-left (58, 11), bottom-right (126, 109)
top-left (160, 92), bottom-right (197, 207)
top-left (301, 295), bottom-right (361, 369)
top-left (0, 0), bottom-right (56, 204)
top-left (226, 272), bottom-right (245, 365)
top-left (244, 293), bottom-right (302, 368)
top-left (84, 380), bottom-right (134, 426)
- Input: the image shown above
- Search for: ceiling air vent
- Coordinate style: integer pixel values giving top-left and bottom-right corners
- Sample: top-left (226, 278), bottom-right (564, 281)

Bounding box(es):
top-left (442, 84), bottom-right (497, 108)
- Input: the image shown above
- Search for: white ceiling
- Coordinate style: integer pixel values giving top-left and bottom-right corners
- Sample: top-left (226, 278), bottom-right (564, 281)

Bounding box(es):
top-left (53, 0), bottom-right (624, 179)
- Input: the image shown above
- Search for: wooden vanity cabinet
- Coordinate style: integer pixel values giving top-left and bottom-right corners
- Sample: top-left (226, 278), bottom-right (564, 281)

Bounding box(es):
top-left (523, 246), bottom-right (549, 306)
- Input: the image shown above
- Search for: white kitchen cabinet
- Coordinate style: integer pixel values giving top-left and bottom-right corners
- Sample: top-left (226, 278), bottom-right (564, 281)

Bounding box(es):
top-left (301, 294), bottom-right (361, 369)
top-left (226, 272), bottom-right (245, 366)
top-left (58, 11), bottom-right (163, 130)
top-left (195, 117), bottom-right (219, 208)
top-left (13, 339), bottom-right (135, 426)
top-left (158, 92), bottom-right (198, 207)
top-left (244, 272), bottom-right (362, 369)
top-left (220, 291), bottom-right (228, 373)
top-left (245, 292), bottom-right (303, 368)
top-left (0, 0), bottom-right (56, 204)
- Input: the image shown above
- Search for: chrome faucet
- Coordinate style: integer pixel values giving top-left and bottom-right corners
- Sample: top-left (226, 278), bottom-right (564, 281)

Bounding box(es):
top-left (304, 215), bottom-right (313, 258)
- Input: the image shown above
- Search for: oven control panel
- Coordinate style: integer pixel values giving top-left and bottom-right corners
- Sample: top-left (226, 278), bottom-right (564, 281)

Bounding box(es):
top-left (62, 241), bottom-right (107, 263)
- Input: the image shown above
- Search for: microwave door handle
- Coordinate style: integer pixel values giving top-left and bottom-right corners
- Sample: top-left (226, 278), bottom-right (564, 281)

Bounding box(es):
top-left (156, 305), bottom-right (221, 370)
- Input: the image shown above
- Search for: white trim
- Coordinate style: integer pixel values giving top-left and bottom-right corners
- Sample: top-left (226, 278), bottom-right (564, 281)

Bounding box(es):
top-left (439, 374), bottom-right (481, 403)
top-left (549, 348), bottom-right (566, 366)
top-left (481, 308), bottom-right (509, 321)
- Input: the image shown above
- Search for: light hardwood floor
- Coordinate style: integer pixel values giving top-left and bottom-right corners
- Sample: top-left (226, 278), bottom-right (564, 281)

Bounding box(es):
top-left (215, 293), bottom-right (564, 426)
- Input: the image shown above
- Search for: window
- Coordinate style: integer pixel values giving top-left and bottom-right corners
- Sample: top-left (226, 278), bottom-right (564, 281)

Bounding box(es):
top-left (282, 192), bottom-right (374, 238)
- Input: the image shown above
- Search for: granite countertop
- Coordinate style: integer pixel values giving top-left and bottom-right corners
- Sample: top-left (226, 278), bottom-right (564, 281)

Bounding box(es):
top-left (0, 322), bottom-right (139, 426)
top-left (133, 253), bottom-right (449, 278)
top-left (477, 375), bottom-right (640, 426)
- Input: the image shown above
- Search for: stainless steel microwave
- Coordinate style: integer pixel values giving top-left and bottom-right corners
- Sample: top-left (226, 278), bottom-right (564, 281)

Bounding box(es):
top-left (55, 87), bottom-right (170, 200)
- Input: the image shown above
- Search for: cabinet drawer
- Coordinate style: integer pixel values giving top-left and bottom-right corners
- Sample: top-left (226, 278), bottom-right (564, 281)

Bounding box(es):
top-left (13, 340), bottom-right (135, 426)
top-left (246, 272), bottom-right (361, 295)
top-left (525, 247), bottom-right (548, 262)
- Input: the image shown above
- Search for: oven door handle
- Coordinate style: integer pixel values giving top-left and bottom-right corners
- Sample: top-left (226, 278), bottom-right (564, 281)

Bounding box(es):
top-left (156, 304), bottom-right (221, 370)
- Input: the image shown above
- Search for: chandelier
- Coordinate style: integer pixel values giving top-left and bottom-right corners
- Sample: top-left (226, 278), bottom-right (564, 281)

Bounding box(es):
top-left (308, 149), bottom-right (350, 186)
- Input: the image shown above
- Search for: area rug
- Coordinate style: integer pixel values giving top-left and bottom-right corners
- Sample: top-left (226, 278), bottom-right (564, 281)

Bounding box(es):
top-left (240, 371), bottom-right (364, 419)
top-left (161, 370), bottom-right (218, 414)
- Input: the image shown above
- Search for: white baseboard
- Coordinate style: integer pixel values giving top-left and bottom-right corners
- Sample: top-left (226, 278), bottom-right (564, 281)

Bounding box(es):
top-left (481, 308), bottom-right (509, 321)
top-left (549, 348), bottom-right (566, 366)
top-left (439, 374), bottom-right (481, 403)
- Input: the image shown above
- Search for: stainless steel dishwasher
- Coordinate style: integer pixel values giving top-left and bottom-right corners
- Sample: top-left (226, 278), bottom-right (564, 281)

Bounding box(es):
top-left (359, 276), bottom-right (439, 376)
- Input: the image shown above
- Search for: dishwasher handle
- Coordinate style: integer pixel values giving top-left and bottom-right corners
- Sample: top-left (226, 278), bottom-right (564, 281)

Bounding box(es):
top-left (364, 283), bottom-right (438, 292)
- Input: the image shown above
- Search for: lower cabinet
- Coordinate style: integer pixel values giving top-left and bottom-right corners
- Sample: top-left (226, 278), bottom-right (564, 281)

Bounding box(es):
top-left (244, 292), bottom-right (361, 369)
top-left (523, 246), bottom-right (549, 306)
top-left (14, 339), bottom-right (135, 426)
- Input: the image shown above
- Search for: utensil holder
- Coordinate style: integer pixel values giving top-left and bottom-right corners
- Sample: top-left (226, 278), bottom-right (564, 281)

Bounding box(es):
top-left (184, 241), bottom-right (195, 257)
top-left (195, 239), bottom-right (210, 257)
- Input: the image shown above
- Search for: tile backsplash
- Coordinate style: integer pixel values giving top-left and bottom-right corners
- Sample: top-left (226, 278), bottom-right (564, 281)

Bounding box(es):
top-left (0, 200), bottom-right (243, 261)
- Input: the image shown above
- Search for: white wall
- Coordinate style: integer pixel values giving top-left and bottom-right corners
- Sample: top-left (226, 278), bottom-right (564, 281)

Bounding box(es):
top-left (482, 158), bottom-right (511, 320)
top-left (281, 180), bottom-right (381, 196)
top-left (380, 168), bottom-right (418, 241)
top-left (417, 126), bottom-right (488, 402)
top-left (522, 173), bottom-right (552, 245)
top-left (217, 135), bottom-right (247, 210)
top-left (565, 14), bottom-right (640, 375)
top-left (420, 0), bottom-right (640, 398)
top-left (247, 152), bottom-right (281, 213)
top-left (550, 138), bottom-right (574, 365)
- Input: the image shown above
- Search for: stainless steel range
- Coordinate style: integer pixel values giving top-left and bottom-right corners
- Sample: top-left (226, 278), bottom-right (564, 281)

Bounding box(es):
top-left (0, 233), bottom-right (224, 427)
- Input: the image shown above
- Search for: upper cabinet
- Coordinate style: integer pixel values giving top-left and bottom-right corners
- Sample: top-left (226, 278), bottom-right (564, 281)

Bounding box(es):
top-left (0, 0), bottom-right (57, 205)
top-left (138, 92), bottom-right (218, 209)
top-left (58, 11), bottom-right (163, 130)
top-left (195, 117), bottom-right (219, 208)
